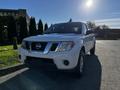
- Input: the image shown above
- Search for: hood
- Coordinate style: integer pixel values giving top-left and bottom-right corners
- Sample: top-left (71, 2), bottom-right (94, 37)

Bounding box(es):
top-left (24, 34), bottom-right (83, 42)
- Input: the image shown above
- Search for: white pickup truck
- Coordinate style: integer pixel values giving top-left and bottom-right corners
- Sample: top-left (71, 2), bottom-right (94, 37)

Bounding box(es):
top-left (18, 22), bottom-right (96, 75)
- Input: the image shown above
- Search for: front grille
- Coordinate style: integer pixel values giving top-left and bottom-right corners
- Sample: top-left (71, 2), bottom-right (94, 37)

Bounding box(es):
top-left (24, 41), bottom-right (59, 52)
top-left (50, 43), bottom-right (58, 51)
top-left (31, 42), bottom-right (47, 51)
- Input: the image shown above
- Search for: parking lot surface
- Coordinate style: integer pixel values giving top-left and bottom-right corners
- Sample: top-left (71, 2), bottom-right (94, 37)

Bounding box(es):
top-left (0, 40), bottom-right (120, 90)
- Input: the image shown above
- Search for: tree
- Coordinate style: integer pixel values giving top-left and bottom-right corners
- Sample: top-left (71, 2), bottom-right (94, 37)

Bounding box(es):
top-left (100, 24), bottom-right (109, 39)
top-left (44, 23), bottom-right (48, 31)
top-left (7, 16), bottom-right (17, 41)
top-left (18, 17), bottom-right (28, 43)
top-left (7, 16), bottom-right (18, 49)
top-left (38, 19), bottom-right (43, 34)
top-left (29, 17), bottom-right (37, 36)
top-left (101, 24), bottom-right (109, 29)
top-left (50, 24), bottom-right (53, 27)
top-left (69, 18), bottom-right (72, 22)
top-left (0, 16), bottom-right (4, 45)
top-left (12, 37), bottom-right (18, 49)
top-left (87, 21), bottom-right (96, 30)
top-left (0, 16), bottom-right (9, 45)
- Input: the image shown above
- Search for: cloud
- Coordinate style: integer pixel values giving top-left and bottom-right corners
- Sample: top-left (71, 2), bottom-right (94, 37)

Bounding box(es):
top-left (95, 18), bottom-right (120, 29)
top-left (111, 12), bottom-right (120, 16)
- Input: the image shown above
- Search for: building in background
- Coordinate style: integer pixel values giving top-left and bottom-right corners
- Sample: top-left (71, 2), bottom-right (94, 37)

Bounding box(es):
top-left (0, 9), bottom-right (29, 22)
top-left (0, 9), bottom-right (30, 31)
top-left (0, 9), bottom-right (30, 45)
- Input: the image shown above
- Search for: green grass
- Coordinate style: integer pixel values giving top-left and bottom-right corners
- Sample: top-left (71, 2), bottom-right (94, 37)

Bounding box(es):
top-left (0, 45), bottom-right (20, 69)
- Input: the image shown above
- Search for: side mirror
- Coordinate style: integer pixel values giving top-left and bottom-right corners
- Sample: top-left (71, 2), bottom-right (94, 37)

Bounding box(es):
top-left (86, 30), bottom-right (94, 35)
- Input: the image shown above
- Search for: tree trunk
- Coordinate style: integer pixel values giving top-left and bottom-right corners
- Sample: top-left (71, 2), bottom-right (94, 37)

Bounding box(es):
top-left (13, 37), bottom-right (18, 50)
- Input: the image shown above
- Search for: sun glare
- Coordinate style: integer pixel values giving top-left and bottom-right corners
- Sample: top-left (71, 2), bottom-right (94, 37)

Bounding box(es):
top-left (86, 0), bottom-right (93, 8)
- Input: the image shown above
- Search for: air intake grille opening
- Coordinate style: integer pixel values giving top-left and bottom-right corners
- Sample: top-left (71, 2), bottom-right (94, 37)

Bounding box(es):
top-left (50, 43), bottom-right (58, 51)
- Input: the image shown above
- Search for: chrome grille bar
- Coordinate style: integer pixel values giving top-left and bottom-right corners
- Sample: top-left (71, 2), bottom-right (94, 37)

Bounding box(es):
top-left (43, 42), bottom-right (52, 54)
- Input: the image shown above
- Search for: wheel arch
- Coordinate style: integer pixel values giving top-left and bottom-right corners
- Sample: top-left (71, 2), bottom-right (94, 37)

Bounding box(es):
top-left (73, 45), bottom-right (85, 73)
top-left (76, 46), bottom-right (85, 65)
top-left (81, 46), bottom-right (85, 53)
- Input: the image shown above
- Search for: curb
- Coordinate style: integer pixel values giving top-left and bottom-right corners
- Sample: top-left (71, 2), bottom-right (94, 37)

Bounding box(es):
top-left (0, 63), bottom-right (26, 77)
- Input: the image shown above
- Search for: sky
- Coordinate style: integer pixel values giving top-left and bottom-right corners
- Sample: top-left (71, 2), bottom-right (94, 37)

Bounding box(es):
top-left (0, 0), bottom-right (120, 28)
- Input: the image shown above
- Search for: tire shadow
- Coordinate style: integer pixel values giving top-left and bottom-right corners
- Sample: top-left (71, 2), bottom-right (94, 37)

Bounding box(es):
top-left (0, 55), bottom-right (102, 90)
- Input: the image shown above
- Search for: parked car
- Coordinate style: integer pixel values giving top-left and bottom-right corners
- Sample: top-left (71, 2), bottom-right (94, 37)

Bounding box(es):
top-left (18, 22), bottom-right (96, 75)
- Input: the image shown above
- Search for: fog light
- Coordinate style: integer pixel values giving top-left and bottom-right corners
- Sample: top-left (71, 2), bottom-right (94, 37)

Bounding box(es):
top-left (63, 60), bottom-right (69, 66)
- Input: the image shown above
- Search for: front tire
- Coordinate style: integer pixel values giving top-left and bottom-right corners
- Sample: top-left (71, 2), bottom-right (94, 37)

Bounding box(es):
top-left (90, 45), bottom-right (95, 55)
top-left (75, 49), bottom-right (85, 76)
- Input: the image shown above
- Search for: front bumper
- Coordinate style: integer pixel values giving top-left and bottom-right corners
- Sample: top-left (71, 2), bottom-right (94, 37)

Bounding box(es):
top-left (18, 45), bottom-right (80, 70)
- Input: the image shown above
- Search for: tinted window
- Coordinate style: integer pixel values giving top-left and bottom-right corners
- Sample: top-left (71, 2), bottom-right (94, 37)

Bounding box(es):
top-left (44, 22), bottom-right (82, 34)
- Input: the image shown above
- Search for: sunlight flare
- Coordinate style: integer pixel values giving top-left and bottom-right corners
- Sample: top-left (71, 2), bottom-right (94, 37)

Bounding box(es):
top-left (86, 0), bottom-right (93, 8)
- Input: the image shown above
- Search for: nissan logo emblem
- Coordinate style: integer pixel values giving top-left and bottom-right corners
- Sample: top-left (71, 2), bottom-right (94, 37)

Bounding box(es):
top-left (36, 43), bottom-right (41, 49)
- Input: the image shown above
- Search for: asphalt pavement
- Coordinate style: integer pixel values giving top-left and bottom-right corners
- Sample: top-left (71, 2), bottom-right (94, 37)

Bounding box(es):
top-left (0, 40), bottom-right (120, 90)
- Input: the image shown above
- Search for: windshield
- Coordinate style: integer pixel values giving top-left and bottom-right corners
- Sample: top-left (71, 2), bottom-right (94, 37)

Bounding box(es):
top-left (44, 22), bottom-right (82, 34)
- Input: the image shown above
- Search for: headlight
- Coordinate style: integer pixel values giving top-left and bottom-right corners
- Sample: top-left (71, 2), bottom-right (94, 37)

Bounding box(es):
top-left (55, 41), bottom-right (74, 52)
top-left (21, 41), bottom-right (26, 49)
